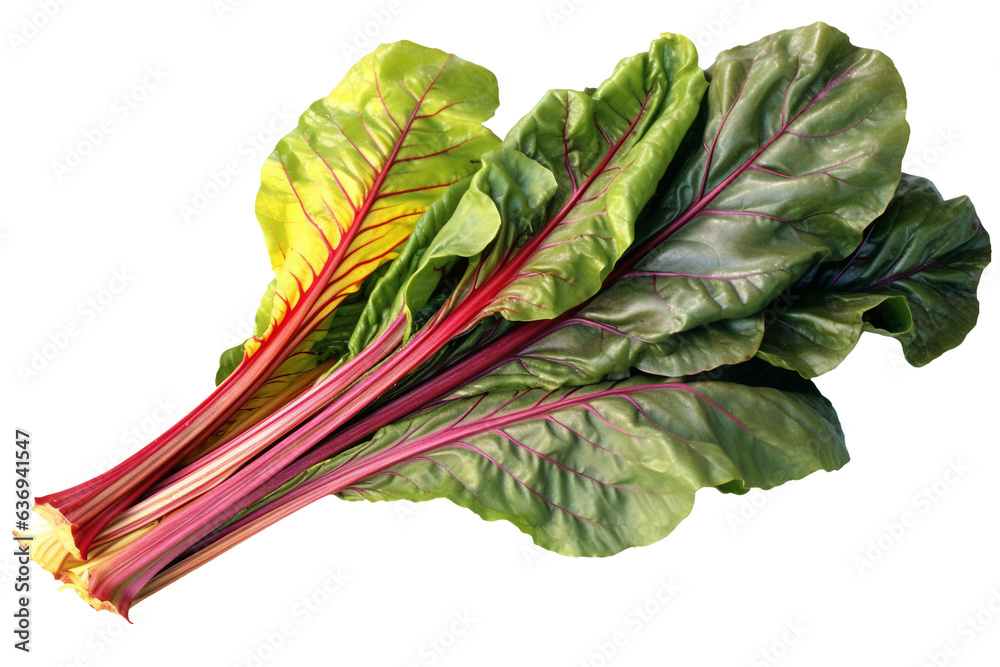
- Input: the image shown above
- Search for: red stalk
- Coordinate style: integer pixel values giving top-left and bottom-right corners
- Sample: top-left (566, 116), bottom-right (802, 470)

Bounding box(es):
top-left (136, 381), bottom-right (692, 604)
top-left (88, 316), bottom-right (406, 546)
top-left (35, 58), bottom-right (454, 558)
top-left (67, 88), bottom-right (667, 613)
top-left (73, 60), bottom-right (862, 613)
top-left (34, 252), bottom-right (342, 559)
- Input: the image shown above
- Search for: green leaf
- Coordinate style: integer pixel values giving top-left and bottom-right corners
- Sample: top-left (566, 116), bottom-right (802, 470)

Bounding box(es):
top-left (431, 23), bottom-right (913, 398)
top-left (757, 174), bottom-right (991, 375)
top-left (602, 22), bottom-right (909, 337)
top-left (327, 367), bottom-right (846, 556)
top-left (348, 149), bottom-right (557, 354)
top-left (345, 33), bottom-right (708, 391)
top-left (454, 311), bottom-right (764, 397)
top-left (479, 33), bottom-right (707, 322)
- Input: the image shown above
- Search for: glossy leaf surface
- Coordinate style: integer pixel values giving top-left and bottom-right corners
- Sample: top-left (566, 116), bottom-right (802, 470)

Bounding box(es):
top-left (757, 174), bottom-right (990, 375)
top-left (478, 33), bottom-right (708, 323)
top-left (215, 41), bottom-right (502, 418)
top-left (329, 367), bottom-right (846, 556)
top-left (595, 22), bottom-right (909, 338)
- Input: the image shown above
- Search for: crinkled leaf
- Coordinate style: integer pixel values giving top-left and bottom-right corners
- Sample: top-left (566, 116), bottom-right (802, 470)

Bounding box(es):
top-left (594, 22), bottom-right (909, 338)
top-left (455, 311), bottom-right (764, 397)
top-left (348, 150), bottom-right (557, 353)
top-left (251, 41), bottom-right (499, 354)
top-left (212, 41), bottom-right (501, 422)
top-left (325, 368), bottom-right (845, 556)
top-left (445, 33), bottom-right (707, 326)
top-left (757, 174), bottom-right (990, 376)
top-left (441, 25), bottom-right (913, 401)
top-left (347, 34), bottom-right (708, 392)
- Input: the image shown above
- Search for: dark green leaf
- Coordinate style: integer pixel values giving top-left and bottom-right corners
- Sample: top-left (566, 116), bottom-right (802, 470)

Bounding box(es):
top-left (758, 174), bottom-right (990, 375)
top-left (599, 22), bottom-right (909, 337)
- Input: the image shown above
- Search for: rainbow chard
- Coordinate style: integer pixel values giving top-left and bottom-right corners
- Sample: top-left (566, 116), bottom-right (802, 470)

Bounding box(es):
top-left (26, 24), bottom-right (991, 622)
top-left (455, 22), bottom-right (911, 396)
top-left (331, 362), bottom-right (847, 556)
top-left (40, 33), bottom-right (709, 617)
top-left (203, 23), bottom-right (917, 542)
top-left (237, 363), bottom-right (848, 557)
top-left (67, 362), bottom-right (848, 616)
top-left (34, 41), bottom-right (502, 560)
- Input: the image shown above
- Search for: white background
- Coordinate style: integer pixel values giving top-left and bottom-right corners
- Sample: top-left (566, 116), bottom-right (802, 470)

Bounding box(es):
top-left (2, 1), bottom-right (998, 666)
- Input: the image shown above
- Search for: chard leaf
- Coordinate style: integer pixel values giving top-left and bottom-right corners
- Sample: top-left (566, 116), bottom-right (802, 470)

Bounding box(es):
top-left (339, 34), bottom-right (707, 392)
top-left (348, 149), bottom-right (557, 353)
top-left (327, 367), bottom-right (845, 556)
top-left (454, 311), bottom-right (764, 397)
top-left (757, 174), bottom-right (991, 376)
top-left (479, 33), bottom-right (707, 322)
top-left (445, 24), bottom-right (913, 399)
top-left (213, 41), bottom-right (501, 414)
top-left (595, 22), bottom-right (909, 337)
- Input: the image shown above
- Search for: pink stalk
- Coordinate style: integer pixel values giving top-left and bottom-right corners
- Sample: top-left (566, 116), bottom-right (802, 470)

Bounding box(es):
top-left (67, 89), bottom-right (663, 614)
top-left (89, 316), bottom-right (406, 546)
top-left (84, 64), bottom-right (864, 614)
top-left (135, 382), bottom-right (690, 608)
top-left (34, 57), bottom-right (459, 558)
top-left (34, 250), bottom-right (343, 559)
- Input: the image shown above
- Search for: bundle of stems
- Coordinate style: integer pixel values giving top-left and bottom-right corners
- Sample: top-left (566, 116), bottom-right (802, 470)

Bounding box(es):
top-left (24, 25), bottom-right (989, 622)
